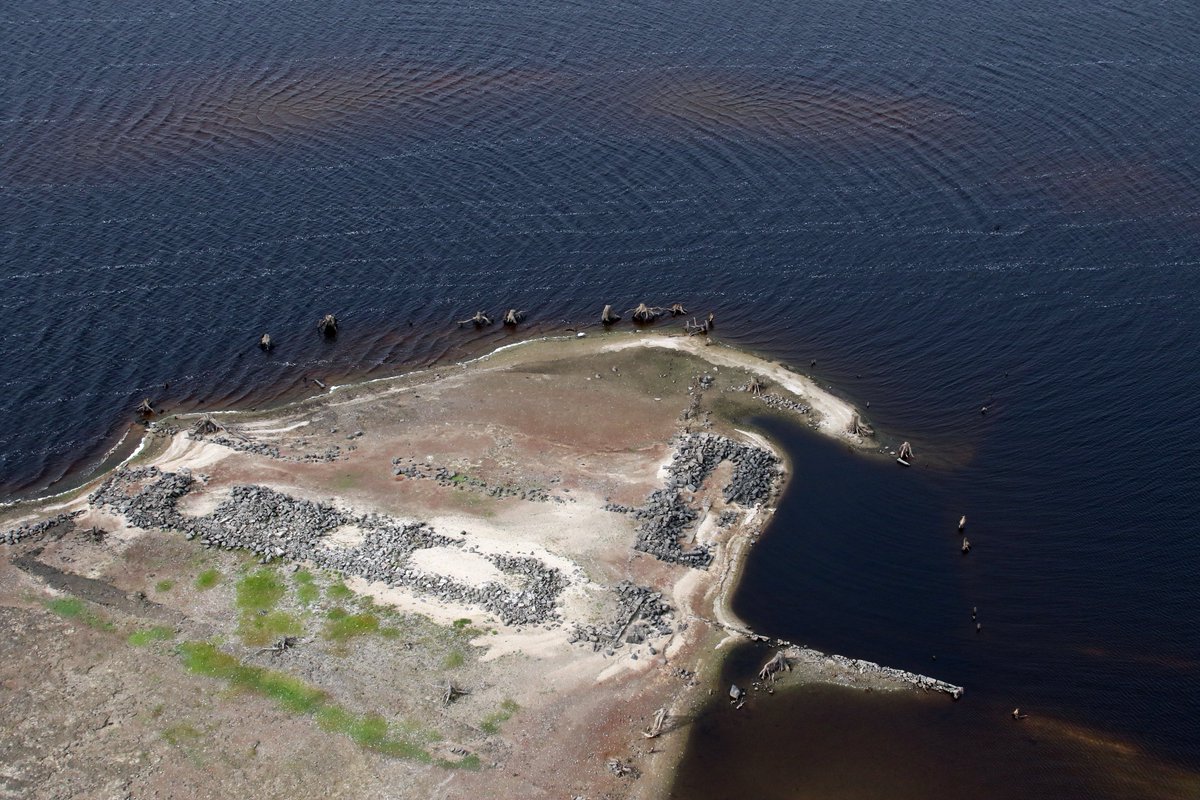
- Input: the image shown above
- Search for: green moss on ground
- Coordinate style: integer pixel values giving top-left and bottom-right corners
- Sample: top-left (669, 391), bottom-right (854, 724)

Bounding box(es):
top-left (42, 596), bottom-right (115, 631)
top-left (195, 568), bottom-right (221, 590)
top-left (129, 626), bottom-right (176, 646)
top-left (236, 569), bottom-right (286, 612)
top-left (176, 642), bottom-right (469, 765)
top-left (480, 698), bottom-right (519, 734)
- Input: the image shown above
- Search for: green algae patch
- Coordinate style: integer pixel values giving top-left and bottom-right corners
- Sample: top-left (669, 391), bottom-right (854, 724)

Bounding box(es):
top-left (175, 641), bottom-right (466, 765)
top-left (129, 625), bottom-right (176, 646)
top-left (238, 610), bottom-right (303, 647)
top-left (292, 570), bottom-right (319, 605)
top-left (323, 612), bottom-right (379, 642)
top-left (236, 569), bottom-right (285, 612)
top-left (480, 698), bottom-right (519, 734)
top-left (195, 568), bottom-right (221, 590)
top-left (41, 596), bottom-right (115, 631)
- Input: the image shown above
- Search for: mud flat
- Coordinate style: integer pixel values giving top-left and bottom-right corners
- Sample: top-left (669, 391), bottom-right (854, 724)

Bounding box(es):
top-left (0, 332), bottom-right (953, 800)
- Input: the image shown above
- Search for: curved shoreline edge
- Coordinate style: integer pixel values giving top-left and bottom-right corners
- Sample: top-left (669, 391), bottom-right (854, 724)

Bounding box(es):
top-left (1, 331), bottom-right (960, 800)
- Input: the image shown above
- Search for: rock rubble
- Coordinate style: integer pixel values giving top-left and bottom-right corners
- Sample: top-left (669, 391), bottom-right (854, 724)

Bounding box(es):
top-left (2, 510), bottom-right (85, 546)
top-left (631, 434), bottom-right (782, 568)
top-left (87, 468), bottom-right (569, 626)
top-left (391, 458), bottom-right (565, 503)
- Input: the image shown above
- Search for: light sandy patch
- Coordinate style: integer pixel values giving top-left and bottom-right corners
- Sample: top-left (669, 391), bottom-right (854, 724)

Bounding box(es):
top-left (478, 627), bottom-right (573, 662)
top-left (176, 486), bottom-right (228, 518)
top-left (409, 546), bottom-right (508, 589)
top-left (237, 419), bottom-right (310, 435)
top-left (322, 524), bottom-right (366, 550)
top-left (343, 575), bottom-right (491, 628)
top-left (155, 433), bottom-right (233, 474)
top-left (734, 427), bottom-right (782, 459)
top-left (602, 336), bottom-right (861, 442)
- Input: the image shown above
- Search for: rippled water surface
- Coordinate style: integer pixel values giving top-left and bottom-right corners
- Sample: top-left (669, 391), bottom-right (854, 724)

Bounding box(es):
top-left (3, 0), bottom-right (1198, 795)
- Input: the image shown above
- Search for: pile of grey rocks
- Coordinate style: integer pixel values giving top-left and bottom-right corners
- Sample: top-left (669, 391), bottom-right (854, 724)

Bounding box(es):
top-left (567, 581), bottom-right (674, 652)
top-left (2, 510), bottom-right (85, 545)
top-left (756, 393), bottom-right (811, 415)
top-left (631, 434), bottom-right (782, 568)
top-left (187, 428), bottom-right (342, 463)
top-left (391, 457), bottom-right (561, 503)
top-left (88, 468), bottom-right (568, 626)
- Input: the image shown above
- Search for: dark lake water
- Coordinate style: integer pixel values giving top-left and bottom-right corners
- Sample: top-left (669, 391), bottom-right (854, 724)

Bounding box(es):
top-left (3, 0), bottom-right (1198, 795)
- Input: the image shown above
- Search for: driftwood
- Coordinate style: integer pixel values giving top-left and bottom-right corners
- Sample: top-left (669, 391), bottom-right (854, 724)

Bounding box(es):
top-left (439, 681), bottom-right (470, 706)
top-left (317, 314), bottom-right (338, 336)
top-left (849, 413), bottom-right (874, 437)
top-left (137, 398), bottom-right (155, 415)
top-left (457, 311), bottom-right (492, 327)
top-left (259, 333), bottom-right (273, 351)
top-left (746, 376), bottom-right (765, 395)
top-left (898, 441), bottom-right (913, 460)
top-left (958, 515), bottom-right (967, 532)
top-left (79, 526), bottom-right (107, 544)
top-left (643, 707), bottom-right (667, 739)
top-left (668, 303), bottom-right (688, 316)
top-left (257, 636), bottom-right (298, 655)
top-left (601, 304), bottom-right (621, 324)
top-left (502, 309), bottom-right (525, 326)
top-left (611, 596), bottom-right (648, 646)
top-left (684, 313), bottom-right (714, 335)
top-left (629, 303), bottom-right (663, 323)
top-left (758, 651), bottom-right (791, 682)
top-left (191, 415), bottom-right (223, 436)
top-left (961, 537), bottom-right (971, 554)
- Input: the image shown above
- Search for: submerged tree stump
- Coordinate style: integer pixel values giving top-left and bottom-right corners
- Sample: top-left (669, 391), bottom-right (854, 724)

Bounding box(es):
top-left (629, 303), bottom-right (663, 323)
top-left (668, 303), bottom-right (688, 316)
top-left (317, 314), bottom-right (338, 337)
top-left (502, 309), bottom-right (525, 326)
top-left (191, 415), bottom-right (223, 436)
top-left (457, 311), bottom-right (492, 327)
top-left (259, 333), bottom-right (273, 351)
top-left (849, 413), bottom-right (874, 437)
top-left (137, 398), bottom-right (155, 416)
top-left (601, 304), bottom-right (621, 324)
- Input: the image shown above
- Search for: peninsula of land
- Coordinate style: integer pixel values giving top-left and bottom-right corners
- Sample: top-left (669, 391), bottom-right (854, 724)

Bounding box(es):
top-left (0, 332), bottom-right (957, 800)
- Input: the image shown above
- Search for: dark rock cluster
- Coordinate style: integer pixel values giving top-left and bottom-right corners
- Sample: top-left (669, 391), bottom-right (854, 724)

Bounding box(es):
top-left (756, 393), bottom-right (811, 414)
top-left (631, 434), bottom-right (782, 568)
top-left (632, 488), bottom-right (708, 567)
top-left (187, 430), bottom-right (342, 463)
top-left (391, 457), bottom-right (563, 503)
top-left (567, 581), bottom-right (674, 652)
top-left (2, 510), bottom-right (84, 546)
top-left (87, 468), bottom-right (569, 626)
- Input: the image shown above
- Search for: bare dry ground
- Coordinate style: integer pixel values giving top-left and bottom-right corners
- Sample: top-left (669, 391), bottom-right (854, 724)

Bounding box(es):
top-left (1, 333), bottom-right (878, 800)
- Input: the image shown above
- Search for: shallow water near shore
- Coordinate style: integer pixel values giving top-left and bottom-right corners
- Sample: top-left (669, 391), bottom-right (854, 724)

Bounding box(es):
top-left (672, 418), bottom-right (1200, 797)
top-left (3, 0), bottom-right (1199, 794)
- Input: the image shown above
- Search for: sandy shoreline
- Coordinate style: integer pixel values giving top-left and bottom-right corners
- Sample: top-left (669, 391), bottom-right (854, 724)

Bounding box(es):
top-left (1, 331), bottom-right (948, 800)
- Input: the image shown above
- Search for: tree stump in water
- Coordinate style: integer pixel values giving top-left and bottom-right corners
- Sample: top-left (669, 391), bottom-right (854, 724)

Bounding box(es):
top-left (457, 311), bottom-right (492, 327)
top-left (601, 304), bottom-right (621, 324)
top-left (629, 303), bottom-right (663, 323)
top-left (317, 314), bottom-right (338, 337)
top-left (259, 333), bottom-right (273, 351)
top-left (668, 303), bottom-right (688, 316)
top-left (849, 413), bottom-right (874, 437)
top-left (137, 398), bottom-right (154, 416)
top-left (502, 309), bottom-right (525, 326)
